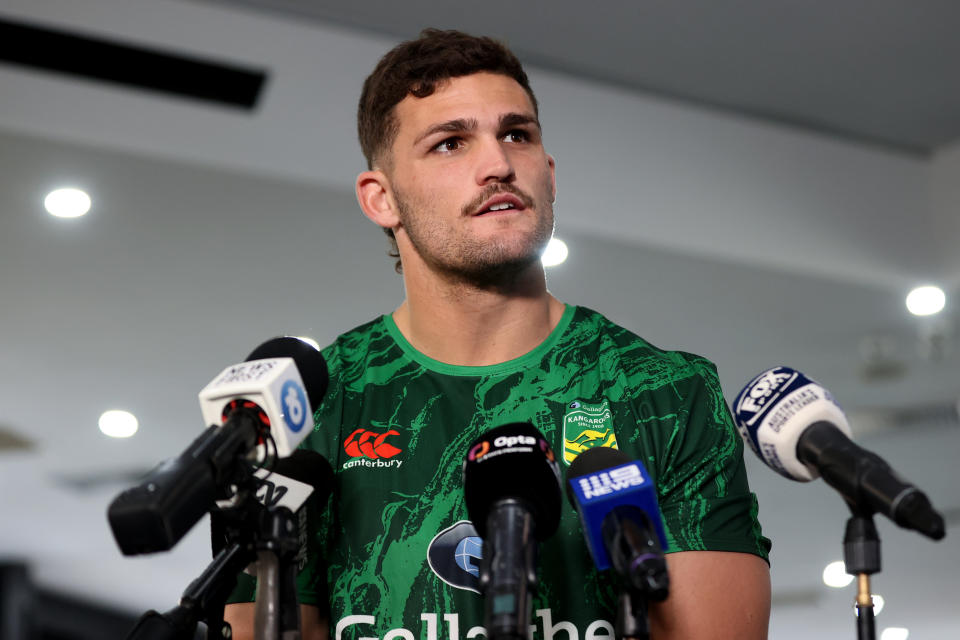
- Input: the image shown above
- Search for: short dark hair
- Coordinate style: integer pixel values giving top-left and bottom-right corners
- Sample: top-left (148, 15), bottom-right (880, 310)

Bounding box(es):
top-left (358, 29), bottom-right (539, 272)
top-left (358, 28), bottom-right (538, 170)
top-left (357, 29), bottom-right (539, 273)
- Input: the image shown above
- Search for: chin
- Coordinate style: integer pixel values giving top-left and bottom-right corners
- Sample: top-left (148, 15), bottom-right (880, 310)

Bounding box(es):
top-left (448, 248), bottom-right (544, 285)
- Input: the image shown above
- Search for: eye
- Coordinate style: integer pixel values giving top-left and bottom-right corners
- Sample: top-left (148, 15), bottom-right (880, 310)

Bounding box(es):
top-left (502, 129), bottom-right (529, 143)
top-left (433, 137), bottom-right (464, 153)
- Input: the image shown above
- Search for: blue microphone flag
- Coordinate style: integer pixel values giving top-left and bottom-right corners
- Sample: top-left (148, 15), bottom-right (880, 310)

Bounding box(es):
top-left (567, 456), bottom-right (668, 570)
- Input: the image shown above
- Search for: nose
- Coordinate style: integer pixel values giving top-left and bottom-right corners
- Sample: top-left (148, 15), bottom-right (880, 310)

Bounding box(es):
top-left (475, 137), bottom-right (515, 185)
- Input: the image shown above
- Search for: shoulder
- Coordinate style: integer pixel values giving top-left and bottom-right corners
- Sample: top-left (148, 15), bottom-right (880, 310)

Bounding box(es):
top-left (566, 306), bottom-right (721, 385)
top-left (304, 316), bottom-right (395, 437)
top-left (320, 315), bottom-right (388, 356)
top-left (318, 315), bottom-right (392, 369)
top-left (317, 314), bottom-right (434, 398)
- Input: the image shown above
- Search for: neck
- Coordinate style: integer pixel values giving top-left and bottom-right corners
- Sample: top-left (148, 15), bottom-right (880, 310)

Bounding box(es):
top-left (393, 259), bottom-right (566, 367)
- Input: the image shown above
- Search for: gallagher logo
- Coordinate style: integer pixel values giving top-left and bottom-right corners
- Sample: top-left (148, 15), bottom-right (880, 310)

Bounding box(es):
top-left (427, 521), bottom-right (483, 594)
top-left (342, 429), bottom-right (404, 470)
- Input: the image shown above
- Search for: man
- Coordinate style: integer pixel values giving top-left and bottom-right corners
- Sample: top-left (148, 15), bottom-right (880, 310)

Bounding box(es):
top-left (226, 29), bottom-right (771, 640)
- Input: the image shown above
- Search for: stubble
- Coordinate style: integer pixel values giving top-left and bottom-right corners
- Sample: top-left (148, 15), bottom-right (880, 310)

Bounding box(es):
top-left (394, 183), bottom-right (554, 288)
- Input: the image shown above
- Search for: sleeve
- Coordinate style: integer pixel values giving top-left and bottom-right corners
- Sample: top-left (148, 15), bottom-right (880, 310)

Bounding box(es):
top-left (653, 356), bottom-right (771, 561)
top-left (225, 341), bottom-right (345, 608)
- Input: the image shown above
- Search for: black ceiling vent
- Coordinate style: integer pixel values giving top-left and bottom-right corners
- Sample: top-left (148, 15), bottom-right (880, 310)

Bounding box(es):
top-left (0, 17), bottom-right (267, 109)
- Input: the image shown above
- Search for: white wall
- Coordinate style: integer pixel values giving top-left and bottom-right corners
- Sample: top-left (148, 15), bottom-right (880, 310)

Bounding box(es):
top-left (0, 0), bottom-right (941, 291)
top-left (928, 139), bottom-right (960, 288)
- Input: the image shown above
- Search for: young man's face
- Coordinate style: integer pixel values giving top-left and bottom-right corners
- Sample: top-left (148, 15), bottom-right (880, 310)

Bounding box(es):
top-left (384, 72), bottom-right (557, 281)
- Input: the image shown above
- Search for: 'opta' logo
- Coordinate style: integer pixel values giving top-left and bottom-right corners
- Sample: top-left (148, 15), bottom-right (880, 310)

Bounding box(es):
top-left (467, 440), bottom-right (489, 461)
top-left (343, 429), bottom-right (402, 459)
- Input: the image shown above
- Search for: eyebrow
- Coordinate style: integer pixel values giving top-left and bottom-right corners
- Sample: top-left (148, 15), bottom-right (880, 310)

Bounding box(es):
top-left (413, 118), bottom-right (478, 147)
top-left (499, 112), bottom-right (541, 131)
top-left (413, 112), bottom-right (541, 147)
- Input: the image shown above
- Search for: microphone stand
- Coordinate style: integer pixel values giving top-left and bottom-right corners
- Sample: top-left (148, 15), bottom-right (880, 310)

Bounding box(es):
top-left (124, 487), bottom-right (303, 639)
top-left (252, 505), bottom-right (302, 640)
top-left (605, 510), bottom-right (669, 640)
top-left (478, 498), bottom-right (538, 640)
top-left (843, 510), bottom-right (881, 640)
top-left (616, 589), bottom-right (650, 640)
top-left (123, 541), bottom-right (252, 640)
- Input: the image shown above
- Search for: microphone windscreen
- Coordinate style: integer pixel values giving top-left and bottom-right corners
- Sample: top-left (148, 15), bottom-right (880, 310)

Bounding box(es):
top-left (565, 446), bottom-right (631, 504)
top-left (246, 337), bottom-right (329, 411)
top-left (210, 451), bottom-right (334, 557)
top-left (272, 449), bottom-right (335, 506)
top-left (731, 366), bottom-right (852, 481)
top-left (462, 423), bottom-right (562, 540)
top-left (565, 447), bottom-right (668, 568)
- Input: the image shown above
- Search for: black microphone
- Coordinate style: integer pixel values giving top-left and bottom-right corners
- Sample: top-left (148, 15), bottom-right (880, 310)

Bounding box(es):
top-left (797, 422), bottom-right (944, 539)
top-left (108, 337), bottom-right (329, 555)
top-left (211, 449), bottom-right (335, 557)
top-left (566, 447), bottom-right (669, 600)
top-left (462, 423), bottom-right (562, 640)
top-left (732, 366), bottom-right (945, 540)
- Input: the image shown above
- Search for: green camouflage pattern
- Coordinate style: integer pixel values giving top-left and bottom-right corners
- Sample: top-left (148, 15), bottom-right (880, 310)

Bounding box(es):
top-left (229, 305), bottom-right (769, 639)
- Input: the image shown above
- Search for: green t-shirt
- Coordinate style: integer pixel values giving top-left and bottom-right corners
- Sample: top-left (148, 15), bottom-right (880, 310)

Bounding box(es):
top-left (231, 305), bottom-right (770, 639)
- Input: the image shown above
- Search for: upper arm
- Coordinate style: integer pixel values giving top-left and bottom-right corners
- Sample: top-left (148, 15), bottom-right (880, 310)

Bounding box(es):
top-left (652, 361), bottom-right (771, 560)
top-left (648, 550), bottom-right (771, 640)
top-left (224, 602), bottom-right (329, 640)
top-left (629, 359), bottom-right (771, 637)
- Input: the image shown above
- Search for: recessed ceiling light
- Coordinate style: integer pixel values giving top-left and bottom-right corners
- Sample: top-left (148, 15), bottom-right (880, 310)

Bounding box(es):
top-left (822, 560), bottom-right (854, 588)
top-left (99, 410), bottom-right (138, 438)
top-left (853, 594), bottom-right (885, 616)
top-left (880, 627), bottom-right (909, 640)
top-left (541, 237), bottom-right (568, 267)
top-left (872, 594), bottom-right (886, 615)
top-left (44, 188), bottom-right (91, 218)
top-left (905, 285), bottom-right (945, 316)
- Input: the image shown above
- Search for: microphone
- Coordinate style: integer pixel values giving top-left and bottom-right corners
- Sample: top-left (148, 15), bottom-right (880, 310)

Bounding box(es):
top-left (211, 449), bottom-right (334, 557)
top-left (462, 423), bottom-right (562, 640)
top-left (108, 337), bottom-right (329, 555)
top-left (222, 450), bottom-right (334, 640)
top-left (250, 449), bottom-right (334, 514)
top-left (199, 337), bottom-right (329, 458)
top-left (732, 366), bottom-right (945, 540)
top-left (566, 447), bottom-right (669, 600)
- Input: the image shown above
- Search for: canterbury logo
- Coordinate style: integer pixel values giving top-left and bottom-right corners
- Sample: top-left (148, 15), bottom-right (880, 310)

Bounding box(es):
top-left (343, 429), bottom-right (402, 459)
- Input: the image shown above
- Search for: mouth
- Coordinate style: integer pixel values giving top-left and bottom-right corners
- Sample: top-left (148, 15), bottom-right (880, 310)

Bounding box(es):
top-left (472, 193), bottom-right (527, 216)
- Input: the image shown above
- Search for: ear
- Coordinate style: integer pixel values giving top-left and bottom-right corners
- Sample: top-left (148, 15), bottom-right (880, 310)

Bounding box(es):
top-left (356, 170), bottom-right (400, 229)
top-left (547, 154), bottom-right (557, 202)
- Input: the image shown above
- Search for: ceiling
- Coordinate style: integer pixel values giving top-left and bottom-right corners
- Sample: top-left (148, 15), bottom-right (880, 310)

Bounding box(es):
top-left (205, 0), bottom-right (960, 154)
top-left (0, 1), bottom-right (957, 638)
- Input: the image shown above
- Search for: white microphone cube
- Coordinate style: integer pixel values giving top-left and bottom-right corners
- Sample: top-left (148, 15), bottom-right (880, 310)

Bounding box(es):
top-left (198, 357), bottom-right (314, 457)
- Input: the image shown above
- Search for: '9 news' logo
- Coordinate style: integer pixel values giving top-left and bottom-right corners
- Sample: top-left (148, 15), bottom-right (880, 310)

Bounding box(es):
top-left (281, 380), bottom-right (307, 433)
top-left (578, 464), bottom-right (645, 500)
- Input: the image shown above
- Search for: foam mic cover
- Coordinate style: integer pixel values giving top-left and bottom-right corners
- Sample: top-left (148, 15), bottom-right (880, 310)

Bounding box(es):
top-left (462, 423), bottom-right (562, 540)
top-left (246, 337), bottom-right (329, 412)
top-left (264, 449), bottom-right (334, 507)
top-left (566, 447), bottom-right (667, 571)
top-left (731, 366), bottom-right (852, 481)
top-left (211, 450), bottom-right (334, 556)
top-left (565, 446), bottom-right (630, 503)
